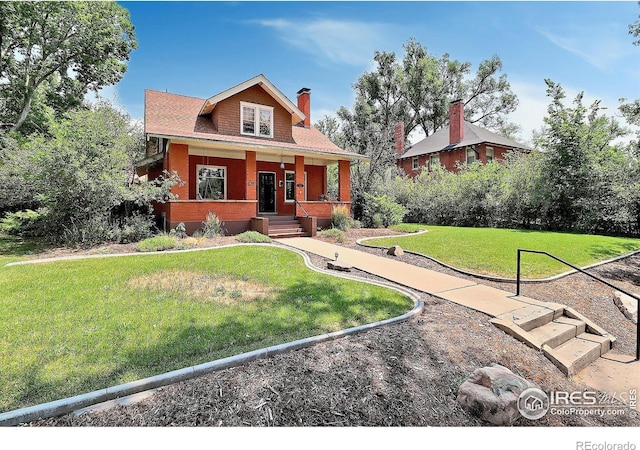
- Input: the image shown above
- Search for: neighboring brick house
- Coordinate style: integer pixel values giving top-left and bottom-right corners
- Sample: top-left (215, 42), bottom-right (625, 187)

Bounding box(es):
top-left (137, 74), bottom-right (366, 237)
top-left (397, 100), bottom-right (530, 176)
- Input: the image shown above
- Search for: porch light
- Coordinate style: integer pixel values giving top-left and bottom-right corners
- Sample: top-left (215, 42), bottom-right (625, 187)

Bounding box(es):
top-left (280, 151), bottom-right (285, 169)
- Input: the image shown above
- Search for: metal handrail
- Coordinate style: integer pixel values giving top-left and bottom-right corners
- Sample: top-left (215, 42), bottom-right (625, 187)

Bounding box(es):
top-left (516, 249), bottom-right (640, 361)
top-left (293, 198), bottom-right (310, 219)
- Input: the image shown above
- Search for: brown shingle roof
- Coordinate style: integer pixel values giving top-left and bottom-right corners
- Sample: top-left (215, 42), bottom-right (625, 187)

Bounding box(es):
top-left (400, 121), bottom-right (531, 159)
top-left (145, 89), bottom-right (364, 160)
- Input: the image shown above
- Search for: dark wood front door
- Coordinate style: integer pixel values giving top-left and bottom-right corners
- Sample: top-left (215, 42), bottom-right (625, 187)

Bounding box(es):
top-left (258, 172), bottom-right (276, 213)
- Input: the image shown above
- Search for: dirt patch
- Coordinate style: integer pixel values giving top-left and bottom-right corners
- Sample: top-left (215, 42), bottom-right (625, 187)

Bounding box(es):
top-left (128, 270), bottom-right (275, 304)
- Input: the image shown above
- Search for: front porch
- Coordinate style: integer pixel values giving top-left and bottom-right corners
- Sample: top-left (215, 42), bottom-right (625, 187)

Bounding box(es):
top-left (143, 142), bottom-right (353, 237)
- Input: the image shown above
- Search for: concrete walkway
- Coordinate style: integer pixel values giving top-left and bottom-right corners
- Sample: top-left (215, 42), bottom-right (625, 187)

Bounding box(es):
top-left (277, 237), bottom-right (639, 411)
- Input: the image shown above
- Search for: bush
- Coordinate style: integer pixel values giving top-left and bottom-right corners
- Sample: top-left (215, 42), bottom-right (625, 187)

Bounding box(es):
top-left (235, 231), bottom-right (272, 243)
top-left (320, 228), bottom-right (344, 243)
top-left (330, 204), bottom-right (350, 231)
top-left (170, 222), bottom-right (187, 238)
top-left (360, 193), bottom-right (407, 228)
top-left (201, 211), bottom-right (225, 238)
top-left (135, 234), bottom-right (177, 252)
top-left (0, 209), bottom-right (46, 236)
top-left (120, 212), bottom-right (155, 243)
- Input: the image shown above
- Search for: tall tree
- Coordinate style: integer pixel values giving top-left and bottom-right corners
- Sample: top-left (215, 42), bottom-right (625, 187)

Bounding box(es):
top-left (0, 1), bottom-right (137, 133)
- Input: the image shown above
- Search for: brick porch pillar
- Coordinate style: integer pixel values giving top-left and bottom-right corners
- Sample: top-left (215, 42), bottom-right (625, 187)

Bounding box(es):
top-left (295, 155), bottom-right (305, 216)
top-left (338, 159), bottom-right (351, 202)
top-left (166, 143), bottom-right (189, 200)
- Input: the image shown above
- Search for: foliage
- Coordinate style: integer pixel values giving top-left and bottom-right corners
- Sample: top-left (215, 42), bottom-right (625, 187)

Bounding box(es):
top-left (170, 222), bottom-right (187, 239)
top-left (235, 231), bottom-right (272, 243)
top-left (360, 193), bottom-right (407, 228)
top-left (0, 209), bottom-right (45, 236)
top-left (0, 101), bottom-right (180, 246)
top-left (0, 1), bottom-right (137, 133)
top-left (134, 234), bottom-right (178, 252)
top-left (319, 228), bottom-right (344, 243)
top-left (364, 225), bottom-right (640, 278)
top-left (330, 204), bottom-right (351, 231)
top-left (201, 212), bottom-right (226, 238)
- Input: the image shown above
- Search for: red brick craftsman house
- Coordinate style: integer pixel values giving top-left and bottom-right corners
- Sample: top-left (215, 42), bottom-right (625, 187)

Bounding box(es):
top-left (137, 74), bottom-right (366, 237)
top-left (397, 100), bottom-right (530, 176)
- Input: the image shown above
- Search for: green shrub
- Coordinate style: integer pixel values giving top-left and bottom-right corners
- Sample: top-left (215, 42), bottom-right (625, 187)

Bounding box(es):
top-left (120, 212), bottom-right (155, 243)
top-left (235, 231), bottom-right (272, 243)
top-left (361, 193), bottom-right (407, 228)
top-left (349, 218), bottom-right (362, 229)
top-left (135, 234), bottom-right (177, 252)
top-left (320, 228), bottom-right (344, 243)
top-left (0, 209), bottom-right (45, 236)
top-left (390, 223), bottom-right (422, 233)
top-left (330, 204), bottom-right (350, 231)
top-left (201, 211), bottom-right (225, 238)
top-left (170, 222), bottom-right (187, 238)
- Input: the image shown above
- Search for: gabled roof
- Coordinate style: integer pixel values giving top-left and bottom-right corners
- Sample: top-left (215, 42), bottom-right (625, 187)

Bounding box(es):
top-left (144, 88), bottom-right (365, 160)
top-left (400, 121), bottom-right (530, 159)
top-left (198, 74), bottom-right (306, 125)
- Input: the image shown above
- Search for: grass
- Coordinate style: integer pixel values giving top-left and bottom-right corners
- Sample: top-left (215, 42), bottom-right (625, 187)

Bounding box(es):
top-left (235, 231), bottom-right (272, 243)
top-left (364, 224), bottom-right (640, 278)
top-left (0, 245), bottom-right (412, 413)
top-left (319, 228), bottom-right (345, 243)
top-left (0, 233), bottom-right (52, 266)
top-left (135, 234), bottom-right (178, 252)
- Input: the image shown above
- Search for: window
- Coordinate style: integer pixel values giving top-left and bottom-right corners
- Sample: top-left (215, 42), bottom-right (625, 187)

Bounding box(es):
top-left (197, 165), bottom-right (226, 200)
top-left (285, 171), bottom-right (307, 201)
top-left (412, 157), bottom-right (419, 170)
top-left (486, 146), bottom-right (494, 163)
top-left (429, 154), bottom-right (440, 170)
top-left (466, 148), bottom-right (476, 165)
top-left (241, 102), bottom-right (273, 138)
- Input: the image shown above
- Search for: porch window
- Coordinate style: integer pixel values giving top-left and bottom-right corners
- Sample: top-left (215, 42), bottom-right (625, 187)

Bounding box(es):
top-left (197, 165), bottom-right (226, 200)
top-left (486, 146), bottom-right (494, 162)
top-left (241, 102), bottom-right (273, 138)
top-left (429, 153), bottom-right (440, 170)
top-left (412, 156), bottom-right (419, 170)
top-left (284, 171), bottom-right (307, 202)
top-left (466, 148), bottom-right (476, 165)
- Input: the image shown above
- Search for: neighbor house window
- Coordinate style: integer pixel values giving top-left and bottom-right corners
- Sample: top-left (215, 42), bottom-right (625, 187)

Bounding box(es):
top-left (486, 146), bottom-right (494, 163)
top-left (412, 157), bottom-right (419, 170)
top-left (429, 153), bottom-right (440, 170)
top-left (197, 165), bottom-right (226, 200)
top-left (241, 102), bottom-right (273, 138)
top-left (285, 171), bottom-right (307, 201)
top-left (466, 148), bottom-right (476, 165)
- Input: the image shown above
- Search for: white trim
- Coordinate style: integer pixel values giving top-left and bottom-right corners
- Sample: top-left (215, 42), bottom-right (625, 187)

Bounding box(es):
top-left (241, 101), bottom-right (274, 138)
top-left (284, 170), bottom-right (307, 202)
top-left (196, 164), bottom-right (227, 200)
top-left (412, 156), bottom-right (419, 170)
top-left (199, 74), bottom-right (306, 124)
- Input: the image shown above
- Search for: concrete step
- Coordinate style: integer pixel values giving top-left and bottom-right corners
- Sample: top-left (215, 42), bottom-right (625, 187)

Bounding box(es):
top-left (498, 304), bottom-right (563, 331)
top-left (268, 231), bottom-right (309, 238)
top-left (543, 333), bottom-right (612, 376)
top-left (529, 320), bottom-right (578, 349)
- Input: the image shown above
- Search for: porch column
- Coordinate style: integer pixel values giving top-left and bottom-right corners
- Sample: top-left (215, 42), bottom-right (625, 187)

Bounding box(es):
top-left (295, 155), bottom-right (305, 216)
top-left (166, 143), bottom-right (189, 200)
top-left (338, 159), bottom-right (351, 202)
top-left (245, 151), bottom-right (257, 201)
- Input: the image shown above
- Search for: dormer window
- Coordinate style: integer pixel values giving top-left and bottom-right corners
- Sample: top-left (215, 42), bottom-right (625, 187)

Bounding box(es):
top-left (241, 102), bottom-right (273, 138)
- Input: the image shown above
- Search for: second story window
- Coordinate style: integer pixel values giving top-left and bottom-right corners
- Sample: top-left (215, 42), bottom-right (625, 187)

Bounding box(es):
top-left (412, 156), bottom-right (419, 170)
top-left (241, 102), bottom-right (273, 138)
top-left (430, 153), bottom-right (440, 170)
top-left (486, 147), bottom-right (494, 163)
top-left (466, 148), bottom-right (476, 165)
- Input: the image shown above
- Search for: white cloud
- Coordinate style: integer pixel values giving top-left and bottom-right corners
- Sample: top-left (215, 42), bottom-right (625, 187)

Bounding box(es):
top-left (252, 18), bottom-right (396, 67)
top-left (534, 23), bottom-right (633, 72)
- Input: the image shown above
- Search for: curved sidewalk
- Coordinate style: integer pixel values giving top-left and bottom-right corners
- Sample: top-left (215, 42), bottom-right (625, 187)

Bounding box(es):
top-left (277, 237), bottom-right (639, 410)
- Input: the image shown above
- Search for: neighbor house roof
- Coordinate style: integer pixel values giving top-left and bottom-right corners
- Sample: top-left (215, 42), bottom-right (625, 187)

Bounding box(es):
top-left (400, 121), bottom-right (530, 159)
top-left (144, 80), bottom-right (366, 161)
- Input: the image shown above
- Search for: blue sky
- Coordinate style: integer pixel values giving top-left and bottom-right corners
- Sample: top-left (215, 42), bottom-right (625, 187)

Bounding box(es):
top-left (109, 1), bottom-right (640, 145)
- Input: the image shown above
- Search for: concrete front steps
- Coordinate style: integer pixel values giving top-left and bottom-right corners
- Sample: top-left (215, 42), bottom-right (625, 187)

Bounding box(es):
top-left (267, 216), bottom-right (310, 239)
top-left (490, 302), bottom-right (616, 376)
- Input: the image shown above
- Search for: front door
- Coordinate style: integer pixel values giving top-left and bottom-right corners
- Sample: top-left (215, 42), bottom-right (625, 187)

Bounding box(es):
top-left (258, 172), bottom-right (276, 213)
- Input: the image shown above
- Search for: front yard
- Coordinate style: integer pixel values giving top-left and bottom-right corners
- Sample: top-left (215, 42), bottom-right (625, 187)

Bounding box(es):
top-left (364, 225), bottom-right (640, 278)
top-left (0, 244), bottom-right (412, 413)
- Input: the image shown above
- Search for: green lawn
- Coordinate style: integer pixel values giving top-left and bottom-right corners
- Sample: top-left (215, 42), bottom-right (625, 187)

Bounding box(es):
top-left (0, 245), bottom-right (412, 413)
top-left (365, 224), bottom-right (640, 279)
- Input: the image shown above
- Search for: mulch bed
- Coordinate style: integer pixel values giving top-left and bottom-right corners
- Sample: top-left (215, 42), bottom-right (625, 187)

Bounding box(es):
top-left (24, 229), bottom-right (640, 427)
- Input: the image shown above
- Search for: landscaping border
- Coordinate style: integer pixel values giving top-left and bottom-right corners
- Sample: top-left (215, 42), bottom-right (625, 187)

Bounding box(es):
top-left (356, 230), bottom-right (640, 283)
top-left (0, 244), bottom-right (423, 426)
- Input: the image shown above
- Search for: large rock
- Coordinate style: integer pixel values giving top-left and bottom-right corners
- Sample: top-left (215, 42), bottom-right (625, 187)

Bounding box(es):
top-left (327, 260), bottom-right (352, 272)
top-left (387, 245), bottom-right (404, 256)
top-left (613, 291), bottom-right (638, 324)
top-left (456, 363), bottom-right (537, 425)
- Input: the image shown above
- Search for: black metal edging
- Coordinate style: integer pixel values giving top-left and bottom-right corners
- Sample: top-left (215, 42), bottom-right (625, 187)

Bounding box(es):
top-left (516, 249), bottom-right (640, 361)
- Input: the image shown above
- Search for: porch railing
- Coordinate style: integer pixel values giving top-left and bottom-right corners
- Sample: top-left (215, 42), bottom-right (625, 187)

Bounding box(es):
top-left (294, 198), bottom-right (310, 219)
top-left (516, 249), bottom-right (640, 361)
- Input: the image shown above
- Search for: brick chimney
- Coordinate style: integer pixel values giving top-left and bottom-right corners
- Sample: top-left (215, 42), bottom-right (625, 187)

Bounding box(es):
top-left (394, 122), bottom-right (405, 155)
top-left (297, 87), bottom-right (311, 127)
top-left (449, 99), bottom-right (464, 145)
